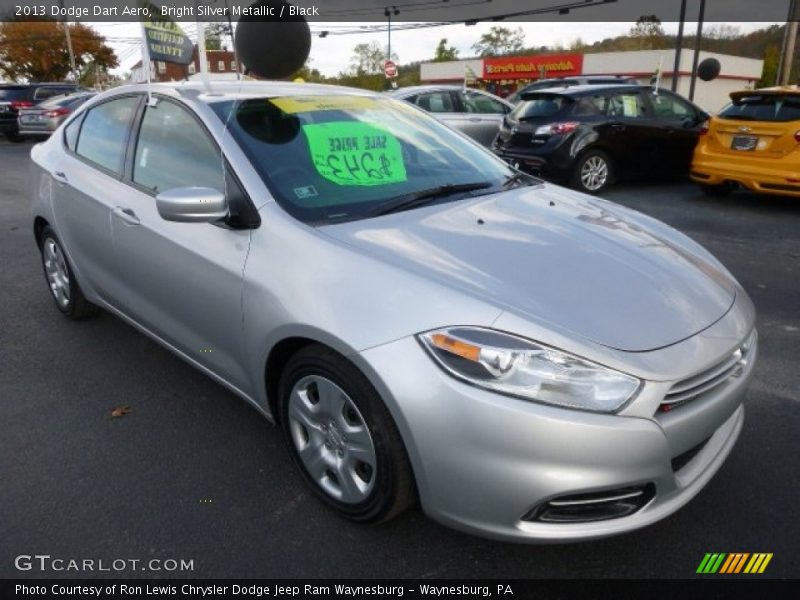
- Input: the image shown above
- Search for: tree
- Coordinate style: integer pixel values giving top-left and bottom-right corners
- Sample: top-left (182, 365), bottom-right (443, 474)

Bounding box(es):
top-left (758, 44), bottom-right (781, 88)
top-left (349, 41), bottom-right (396, 75)
top-left (433, 38), bottom-right (458, 62)
top-left (471, 26), bottom-right (525, 57)
top-left (630, 15), bottom-right (665, 38)
top-left (623, 15), bottom-right (669, 50)
top-left (0, 20), bottom-right (117, 82)
top-left (204, 22), bottom-right (230, 51)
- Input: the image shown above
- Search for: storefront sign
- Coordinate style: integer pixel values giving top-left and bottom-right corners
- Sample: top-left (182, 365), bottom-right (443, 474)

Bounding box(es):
top-left (483, 54), bottom-right (583, 80)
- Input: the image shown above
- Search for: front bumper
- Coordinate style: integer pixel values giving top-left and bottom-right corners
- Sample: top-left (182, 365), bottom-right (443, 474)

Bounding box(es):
top-left (358, 327), bottom-right (755, 543)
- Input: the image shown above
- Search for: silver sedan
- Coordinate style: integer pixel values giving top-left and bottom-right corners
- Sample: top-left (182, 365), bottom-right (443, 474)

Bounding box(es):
top-left (387, 85), bottom-right (512, 147)
top-left (29, 82), bottom-right (756, 542)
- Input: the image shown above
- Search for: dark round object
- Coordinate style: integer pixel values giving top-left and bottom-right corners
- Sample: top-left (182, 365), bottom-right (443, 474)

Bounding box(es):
top-left (235, 1), bottom-right (312, 79)
top-left (697, 58), bottom-right (722, 82)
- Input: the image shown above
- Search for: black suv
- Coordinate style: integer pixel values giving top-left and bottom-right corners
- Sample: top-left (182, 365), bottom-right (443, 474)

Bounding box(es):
top-left (493, 84), bottom-right (708, 194)
top-left (0, 83), bottom-right (81, 141)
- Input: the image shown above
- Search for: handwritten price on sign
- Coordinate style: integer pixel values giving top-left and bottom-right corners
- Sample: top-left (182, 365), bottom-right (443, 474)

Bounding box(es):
top-left (303, 122), bottom-right (407, 186)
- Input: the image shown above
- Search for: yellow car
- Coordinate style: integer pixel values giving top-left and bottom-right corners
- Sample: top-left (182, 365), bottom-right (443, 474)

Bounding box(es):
top-left (691, 86), bottom-right (800, 197)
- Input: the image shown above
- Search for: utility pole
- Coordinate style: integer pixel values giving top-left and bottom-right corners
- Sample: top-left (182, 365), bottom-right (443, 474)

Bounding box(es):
top-left (59, 0), bottom-right (77, 82)
top-left (688, 0), bottom-right (706, 102)
top-left (780, 0), bottom-right (798, 85)
top-left (671, 0), bottom-right (687, 92)
top-left (384, 6), bottom-right (399, 62)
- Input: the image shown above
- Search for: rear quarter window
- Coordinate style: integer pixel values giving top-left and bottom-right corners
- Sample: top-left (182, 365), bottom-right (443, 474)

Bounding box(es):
top-left (720, 95), bottom-right (800, 122)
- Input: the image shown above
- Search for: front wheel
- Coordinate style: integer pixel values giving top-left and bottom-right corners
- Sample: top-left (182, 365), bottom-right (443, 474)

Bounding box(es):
top-left (572, 149), bottom-right (613, 194)
top-left (279, 344), bottom-right (415, 523)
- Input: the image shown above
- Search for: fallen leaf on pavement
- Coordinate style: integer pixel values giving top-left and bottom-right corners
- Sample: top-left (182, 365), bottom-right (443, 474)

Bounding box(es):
top-left (111, 406), bottom-right (132, 418)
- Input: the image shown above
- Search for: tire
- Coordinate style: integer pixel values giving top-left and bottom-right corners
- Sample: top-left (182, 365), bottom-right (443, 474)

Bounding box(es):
top-left (699, 183), bottom-right (734, 197)
top-left (39, 226), bottom-right (99, 319)
top-left (279, 344), bottom-right (416, 523)
top-left (572, 149), bottom-right (613, 194)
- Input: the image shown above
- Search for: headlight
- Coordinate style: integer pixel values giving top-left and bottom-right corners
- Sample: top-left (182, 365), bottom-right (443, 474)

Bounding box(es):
top-left (418, 327), bottom-right (640, 413)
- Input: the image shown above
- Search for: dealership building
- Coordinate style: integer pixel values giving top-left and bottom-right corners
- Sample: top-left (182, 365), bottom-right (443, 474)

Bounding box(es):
top-left (420, 49), bottom-right (764, 111)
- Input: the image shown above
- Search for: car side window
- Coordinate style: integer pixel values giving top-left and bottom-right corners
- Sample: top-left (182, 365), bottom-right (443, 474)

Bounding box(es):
top-left (462, 91), bottom-right (508, 114)
top-left (133, 99), bottom-right (224, 194)
top-left (606, 92), bottom-right (648, 119)
top-left (572, 95), bottom-right (607, 117)
top-left (413, 92), bottom-right (455, 113)
top-left (64, 114), bottom-right (82, 151)
top-left (34, 87), bottom-right (57, 100)
top-left (75, 96), bottom-right (139, 174)
top-left (649, 92), bottom-right (695, 121)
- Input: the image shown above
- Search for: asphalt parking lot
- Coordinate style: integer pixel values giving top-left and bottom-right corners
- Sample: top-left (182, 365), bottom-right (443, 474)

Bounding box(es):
top-left (1, 137), bottom-right (798, 579)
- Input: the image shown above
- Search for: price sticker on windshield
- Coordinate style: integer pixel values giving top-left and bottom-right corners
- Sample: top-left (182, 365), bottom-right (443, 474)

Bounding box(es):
top-left (302, 121), bottom-right (407, 186)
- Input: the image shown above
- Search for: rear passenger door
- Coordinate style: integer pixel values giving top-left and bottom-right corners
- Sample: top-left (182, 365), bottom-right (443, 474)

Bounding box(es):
top-left (109, 96), bottom-right (254, 394)
top-left (408, 90), bottom-right (464, 133)
top-left (53, 95), bottom-right (141, 302)
top-left (645, 90), bottom-right (704, 175)
top-left (457, 90), bottom-right (510, 146)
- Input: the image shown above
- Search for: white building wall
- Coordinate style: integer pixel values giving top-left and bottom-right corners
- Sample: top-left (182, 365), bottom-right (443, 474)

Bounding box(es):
top-left (420, 59), bottom-right (484, 82)
top-left (584, 50), bottom-right (762, 111)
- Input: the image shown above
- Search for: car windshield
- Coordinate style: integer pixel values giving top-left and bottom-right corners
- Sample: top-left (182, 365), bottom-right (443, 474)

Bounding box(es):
top-left (511, 93), bottom-right (573, 120)
top-left (211, 94), bottom-right (528, 224)
top-left (719, 94), bottom-right (800, 122)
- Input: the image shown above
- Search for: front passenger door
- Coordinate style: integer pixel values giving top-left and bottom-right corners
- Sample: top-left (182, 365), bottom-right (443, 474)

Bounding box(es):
top-left (110, 97), bottom-right (254, 394)
top-left (645, 90), bottom-right (704, 175)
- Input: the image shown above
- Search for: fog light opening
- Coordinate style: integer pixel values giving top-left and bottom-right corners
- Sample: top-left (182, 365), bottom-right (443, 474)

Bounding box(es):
top-left (523, 483), bottom-right (655, 523)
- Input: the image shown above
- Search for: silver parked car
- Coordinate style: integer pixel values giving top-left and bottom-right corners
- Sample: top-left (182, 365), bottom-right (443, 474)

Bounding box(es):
top-left (387, 85), bottom-right (512, 147)
top-left (30, 82), bottom-right (756, 542)
top-left (18, 91), bottom-right (96, 138)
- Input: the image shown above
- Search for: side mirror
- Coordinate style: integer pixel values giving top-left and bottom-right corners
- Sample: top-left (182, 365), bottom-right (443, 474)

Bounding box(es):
top-left (156, 187), bottom-right (228, 223)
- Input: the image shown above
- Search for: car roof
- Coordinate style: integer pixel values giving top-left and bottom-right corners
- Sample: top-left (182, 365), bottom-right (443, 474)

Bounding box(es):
top-left (0, 82), bottom-right (78, 88)
top-left (103, 80), bottom-right (380, 104)
top-left (520, 83), bottom-right (647, 97)
top-left (730, 85), bottom-right (800, 99)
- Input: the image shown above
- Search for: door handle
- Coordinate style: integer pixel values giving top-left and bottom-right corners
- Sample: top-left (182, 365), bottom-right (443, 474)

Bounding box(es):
top-left (610, 123), bottom-right (626, 131)
top-left (113, 206), bottom-right (140, 226)
top-left (52, 171), bottom-right (68, 185)
top-left (468, 117), bottom-right (482, 122)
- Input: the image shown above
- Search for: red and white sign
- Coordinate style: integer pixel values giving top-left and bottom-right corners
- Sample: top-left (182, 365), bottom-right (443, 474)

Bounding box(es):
top-left (482, 54), bottom-right (583, 80)
top-left (384, 60), bottom-right (398, 79)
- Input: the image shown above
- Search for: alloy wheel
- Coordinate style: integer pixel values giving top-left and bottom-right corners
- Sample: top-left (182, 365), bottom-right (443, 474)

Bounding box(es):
top-left (580, 155), bottom-right (609, 192)
top-left (43, 238), bottom-right (71, 308)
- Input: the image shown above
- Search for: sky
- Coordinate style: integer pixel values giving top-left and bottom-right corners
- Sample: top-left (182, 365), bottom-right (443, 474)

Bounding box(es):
top-left (97, 21), bottom-right (780, 77)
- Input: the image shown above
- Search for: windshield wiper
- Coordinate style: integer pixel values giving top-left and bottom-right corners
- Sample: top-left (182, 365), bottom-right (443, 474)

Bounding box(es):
top-left (371, 182), bottom-right (492, 217)
top-left (501, 170), bottom-right (539, 189)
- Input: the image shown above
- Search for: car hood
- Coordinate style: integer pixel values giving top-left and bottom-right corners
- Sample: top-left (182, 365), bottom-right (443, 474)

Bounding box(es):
top-left (320, 185), bottom-right (736, 352)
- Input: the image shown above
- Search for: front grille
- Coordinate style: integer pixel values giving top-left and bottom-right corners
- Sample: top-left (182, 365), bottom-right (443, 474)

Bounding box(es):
top-left (671, 438), bottom-right (710, 472)
top-left (523, 484), bottom-right (655, 523)
top-left (660, 330), bottom-right (755, 413)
